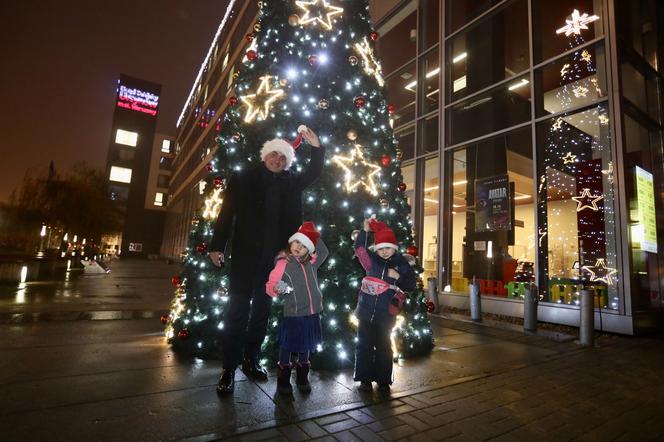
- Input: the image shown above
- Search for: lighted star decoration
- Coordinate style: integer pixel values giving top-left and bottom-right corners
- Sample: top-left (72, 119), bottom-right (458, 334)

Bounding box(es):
top-left (562, 152), bottom-right (577, 164)
top-left (295, 0), bottom-right (343, 30)
top-left (582, 258), bottom-right (617, 286)
top-left (538, 228), bottom-right (547, 247)
top-left (601, 161), bottom-right (614, 184)
top-left (202, 187), bottom-right (224, 220)
top-left (332, 144), bottom-right (382, 196)
top-left (572, 188), bottom-right (604, 212)
top-left (556, 9), bottom-right (600, 36)
top-left (241, 75), bottom-right (285, 123)
top-left (598, 114), bottom-right (609, 125)
top-left (581, 50), bottom-right (592, 63)
top-left (573, 85), bottom-right (589, 98)
top-left (354, 37), bottom-right (385, 87)
top-left (560, 63), bottom-right (571, 77)
top-left (538, 175), bottom-right (546, 194)
top-left (591, 78), bottom-right (603, 95)
top-left (552, 117), bottom-right (564, 130)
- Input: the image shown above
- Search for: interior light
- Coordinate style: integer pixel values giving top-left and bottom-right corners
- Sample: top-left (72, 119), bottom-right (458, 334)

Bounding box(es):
top-left (508, 78), bottom-right (529, 91)
top-left (452, 52), bottom-right (467, 63)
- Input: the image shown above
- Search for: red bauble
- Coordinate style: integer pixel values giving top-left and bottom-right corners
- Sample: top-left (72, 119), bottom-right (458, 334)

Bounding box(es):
top-left (426, 300), bottom-right (436, 313)
top-left (196, 243), bottom-right (207, 254)
top-left (245, 33), bottom-right (254, 42)
top-left (308, 54), bottom-right (318, 66)
top-left (171, 275), bottom-right (182, 287)
top-left (381, 155), bottom-right (391, 167)
top-left (406, 245), bottom-right (419, 257)
top-left (178, 329), bottom-right (190, 340)
top-left (397, 182), bottom-right (407, 192)
top-left (160, 314), bottom-right (169, 325)
top-left (229, 96), bottom-right (238, 106)
top-left (370, 31), bottom-right (379, 41)
top-left (387, 103), bottom-right (397, 115)
top-left (205, 163), bottom-right (213, 172)
top-left (213, 177), bottom-right (223, 188)
top-left (354, 96), bottom-right (366, 108)
top-left (246, 49), bottom-right (257, 61)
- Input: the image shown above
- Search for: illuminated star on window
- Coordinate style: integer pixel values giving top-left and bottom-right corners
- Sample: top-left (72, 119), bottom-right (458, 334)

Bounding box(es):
top-left (573, 86), bottom-right (589, 98)
top-left (601, 161), bottom-right (614, 184)
top-left (572, 188), bottom-right (604, 212)
top-left (241, 75), bottom-right (285, 123)
top-left (562, 152), bottom-right (577, 164)
top-left (332, 144), bottom-right (382, 196)
top-left (202, 187), bottom-right (223, 220)
top-left (598, 114), bottom-right (609, 125)
top-left (582, 258), bottom-right (617, 286)
top-left (354, 37), bottom-right (384, 87)
top-left (581, 50), bottom-right (592, 63)
top-left (295, 0), bottom-right (344, 30)
top-left (552, 117), bottom-right (564, 130)
top-left (556, 9), bottom-right (600, 36)
top-left (560, 63), bottom-right (571, 77)
top-left (538, 228), bottom-right (547, 247)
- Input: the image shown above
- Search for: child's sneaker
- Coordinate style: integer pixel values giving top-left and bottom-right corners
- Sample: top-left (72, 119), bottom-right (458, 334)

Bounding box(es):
top-left (359, 381), bottom-right (372, 391)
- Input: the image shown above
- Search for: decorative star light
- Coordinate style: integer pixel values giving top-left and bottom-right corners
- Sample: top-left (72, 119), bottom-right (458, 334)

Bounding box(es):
top-left (241, 75), bottom-right (285, 123)
top-left (581, 50), bottom-right (592, 63)
top-left (556, 9), bottom-right (600, 36)
top-left (560, 63), bottom-right (571, 77)
top-left (552, 117), bottom-right (564, 130)
top-left (591, 77), bottom-right (603, 95)
top-left (202, 187), bottom-right (223, 220)
top-left (538, 228), bottom-right (547, 247)
top-left (562, 152), bottom-right (577, 164)
top-left (354, 37), bottom-right (384, 87)
top-left (295, 0), bottom-right (343, 30)
top-left (598, 114), bottom-right (609, 125)
top-left (573, 85), bottom-right (589, 98)
top-left (332, 144), bottom-right (382, 196)
top-left (582, 258), bottom-right (617, 286)
top-left (601, 161), bottom-right (614, 184)
top-left (572, 188), bottom-right (604, 212)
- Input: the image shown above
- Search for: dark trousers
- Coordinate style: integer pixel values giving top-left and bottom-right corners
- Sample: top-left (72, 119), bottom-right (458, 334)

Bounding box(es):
top-left (354, 318), bottom-right (395, 384)
top-left (222, 277), bottom-right (272, 369)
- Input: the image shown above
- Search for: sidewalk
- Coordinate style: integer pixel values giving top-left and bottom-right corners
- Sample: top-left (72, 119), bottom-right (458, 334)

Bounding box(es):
top-left (1, 260), bottom-right (663, 440)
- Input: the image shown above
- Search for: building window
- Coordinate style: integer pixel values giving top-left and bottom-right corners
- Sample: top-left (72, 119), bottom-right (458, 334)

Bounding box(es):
top-left (422, 157), bottom-right (439, 281)
top-left (385, 62), bottom-right (416, 128)
top-left (118, 149), bottom-right (135, 162)
top-left (376, 6), bottom-right (416, 76)
top-left (128, 243), bottom-right (143, 252)
top-left (161, 139), bottom-right (172, 153)
top-left (154, 192), bottom-right (164, 206)
top-left (109, 166), bottom-right (132, 184)
top-left (115, 129), bottom-right (138, 147)
top-left (159, 156), bottom-right (173, 169)
top-left (157, 175), bottom-right (170, 188)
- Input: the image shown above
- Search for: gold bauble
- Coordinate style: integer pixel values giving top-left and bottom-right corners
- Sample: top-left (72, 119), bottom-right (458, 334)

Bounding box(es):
top-left (288, 14), bottom-right (299, 26)
top-left (318, 99), bottom-right (330, 109)
top-left (380, 198), bottom-right (389, 209)
top-left (254, 23), bottom-right (261, 32)
top-left (348, 55), bottom-right (358, 66)
top-left (351, 229), bottom-right (360, 241)
top-left (346, 129), bottom-right (358, 141)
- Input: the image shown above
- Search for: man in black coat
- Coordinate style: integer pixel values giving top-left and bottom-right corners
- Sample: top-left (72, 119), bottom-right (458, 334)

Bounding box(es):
top-left (209, 127), bottom-right (323, 394)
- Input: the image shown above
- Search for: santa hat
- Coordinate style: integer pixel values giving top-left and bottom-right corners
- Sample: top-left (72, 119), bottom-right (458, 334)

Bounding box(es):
top-left (288, 221), bottom-right (320, 254)
top-left (369, 219), bottom-right (398, 252)
top-left (260, 125), bottom-right (309, 170)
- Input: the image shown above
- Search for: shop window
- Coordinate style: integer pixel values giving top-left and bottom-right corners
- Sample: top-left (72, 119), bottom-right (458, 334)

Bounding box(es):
top-left (621, 63), bottom-right (662, 124)
top-left (419, 113), bottom-right (439, 154)
top-left (419, 48), bottom-right (439, 115)
top-left (385, 62), bottom-right (416, 127)
top-left (446, 128), bottom-right (535, 296)
top-left (447, 74), bottom-right (531, 146)
top-left (422, 157), bottom-right (439, 281)
top-left (446, 0), bottom-right (529, 103)
top-left (401, 163), bottom-right (416, 224)
top-left (536, 103), bottom-right (618, 309)
top-left (533, 0), bottom-right (603, 64)
top-left (535, 42), bottom-right (607, 117)
top-left (616, 0), bottom-right (660, 73)
top-left (420, 0), bottom-right (440, 53)
top-left (376, 6), bottom-right (416, 76)
top-left (446, 0), bottom-right (503, 36)
top-left (395, 124), bottom-right (415, 162)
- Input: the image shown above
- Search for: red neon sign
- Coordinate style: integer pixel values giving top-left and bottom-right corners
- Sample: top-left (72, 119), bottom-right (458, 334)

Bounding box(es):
top-left (116, 85), bottom-right (159, 116)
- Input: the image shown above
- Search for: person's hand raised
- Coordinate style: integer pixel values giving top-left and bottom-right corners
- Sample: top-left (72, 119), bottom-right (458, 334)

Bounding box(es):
top-left (209, 251), bottom-right (224, 267)
top-left (301, 127), bottom-right (320, 147)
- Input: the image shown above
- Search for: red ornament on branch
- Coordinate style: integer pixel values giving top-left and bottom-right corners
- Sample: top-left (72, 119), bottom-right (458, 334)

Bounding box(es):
top-left (205, 163), bottom-right (213, 172)
top-left (370, 31), bottom-right (379, 41)
top-left (245, 33), bottom-right (254, 42)
top-left (398, 182), bottom-right (407, 192)
top-left (246, 49), bottom-right (257, 61)
top-left (354, 96), bottom-right (366, 108)
top-left (426, 300), bottom-right (436, 313)
top-left (308, 54), bottom-right (318, 66)
top-left (229, 96), bottom-right (238, 106)
top-left (387, 103), bottom-right (397, 115)
top-left (160, 315), bottom-right (169, 325)
top-left (177, 329), bottom-right (190, 340)
top-left (196, 243), bottom-right (208, 254)
top-left (213, 177), bottom-right (223, 188)
top-left (406, 245), bottom-right (419, 257)
top-left (171, 276), bottom-right (182, 287)
top-left (381, 155), bottom-right (391, 167)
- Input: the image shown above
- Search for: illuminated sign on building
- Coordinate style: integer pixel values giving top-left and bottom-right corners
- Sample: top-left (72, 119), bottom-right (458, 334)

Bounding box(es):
top-left (116, 84), bottom-right (160, 116)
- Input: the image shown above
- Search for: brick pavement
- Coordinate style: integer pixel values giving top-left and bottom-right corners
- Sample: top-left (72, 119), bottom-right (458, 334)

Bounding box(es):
top-left (225, 330), bottom-right (664, 441)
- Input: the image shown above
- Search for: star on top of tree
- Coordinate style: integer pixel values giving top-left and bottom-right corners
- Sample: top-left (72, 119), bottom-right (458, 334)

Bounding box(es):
top-left (332, 143), bottom-right (381, 196)
top-left (241, 75), bottom-right (285, 123)
top-left (556, 9), bottom-right (600, 36)
top-left (582, 258), bottom-right (617, 286)
top-left (295, 0), bottom-right (344, 30)
top-left (572, 188), bottom-right (604, 212)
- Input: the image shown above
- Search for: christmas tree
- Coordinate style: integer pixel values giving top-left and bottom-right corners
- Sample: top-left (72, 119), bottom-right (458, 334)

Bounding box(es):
top-left (537, 9), bottom-right (617, 308)
top-left (164, 0), bottom-right (434, 368)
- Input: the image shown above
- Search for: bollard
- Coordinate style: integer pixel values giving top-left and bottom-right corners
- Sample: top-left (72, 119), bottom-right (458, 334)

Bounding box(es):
top-left (427, 277), bottom-right (439, 313)
top-left (469, 277), bottom-right (482, 322)
top-left (579, 288), bottom-right (594, 347)
top-left (523, 283), bottom-right (538, 333)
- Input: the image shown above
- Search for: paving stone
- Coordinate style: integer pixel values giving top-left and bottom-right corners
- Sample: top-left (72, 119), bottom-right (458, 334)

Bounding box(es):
top-left (345, 409), bottom-right (375, 424)
top-left (240, 428), bottom-right (284, 442)
top-left (396, 413), bottom-right (431, 431)
top-left (378, 423), bottom-right (418, 441)
top-left (298, 421), bottom-right (328, 439)
top-left (367, 416), bottom-right (406, 433)
top-left (322, 418), bottom-right (361, 434)
top-left (278, 424), bottom-right (309, 442)
top-left (349, 425), bottom-right (385, 442)
top-left (316, 413), bottom-right (350, 426)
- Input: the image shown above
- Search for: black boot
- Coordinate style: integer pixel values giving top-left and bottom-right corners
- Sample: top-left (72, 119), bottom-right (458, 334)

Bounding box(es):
top-left (277, 364), bottom-right (293, 395)
top-left (216, 368), bottom-right (235, 395)
top-left (295, 362), bottom-right (311, 393)
top-left (242, 357), bottom-right (268, 381)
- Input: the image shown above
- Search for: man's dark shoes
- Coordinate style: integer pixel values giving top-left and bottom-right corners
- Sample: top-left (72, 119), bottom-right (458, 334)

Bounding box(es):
top-left (216, 368), bottom-right (235, 395)
top-left (277, 364), bottom-right (293, 395)
top-left (295, 362), bottom-right (311, 393)
top-left (241, 357), bottom-right (268, 381)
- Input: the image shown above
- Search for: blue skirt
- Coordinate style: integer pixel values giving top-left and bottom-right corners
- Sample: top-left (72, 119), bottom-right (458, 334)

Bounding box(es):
top-left (277, 313), bottom-right (322, 353)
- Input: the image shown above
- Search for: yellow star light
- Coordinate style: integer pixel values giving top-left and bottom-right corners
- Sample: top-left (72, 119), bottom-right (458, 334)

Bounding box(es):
top-left (552, 117), bottom-right (563, 130)
top-left (241, 75), bottom-right (285, 123)
top-left (202, 187), bottom-right (223, 220)
top-left (556, 9), bottom-right (600, 36)
top-left (582, 258), bottom-right (617, 286)
top-left (560, 63), bottom-right (571, 77)
top-left (538, 228), bottom-right (547, 247)
top-left (295, 0), bottom-right (343, 30)
top-left (332, 144), bottom-right (382, 196)
top-left (598, 114), bottom-right (609, 125)
top-left (562, 152), bottom-right (577, 164)
top-left (573, 86), bottom-right (589, 98)
top-left (354, 37), bottom-right (384, 87)
top-left (572, 188), bottom-right (604, 212)
top-left (581, 50), bottom-right (592, 63)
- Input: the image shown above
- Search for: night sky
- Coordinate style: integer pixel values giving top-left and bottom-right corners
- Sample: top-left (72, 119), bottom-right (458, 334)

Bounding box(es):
top-left (0, 0), bottom-right (228, 202)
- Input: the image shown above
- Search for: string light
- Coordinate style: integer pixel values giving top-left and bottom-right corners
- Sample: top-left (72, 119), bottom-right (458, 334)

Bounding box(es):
top-left (295, 0), bottom-right (344, 30)
top-left (241, 75), bottom-right (286, 123)
top-left (332, 144), bottom-right (382, 196)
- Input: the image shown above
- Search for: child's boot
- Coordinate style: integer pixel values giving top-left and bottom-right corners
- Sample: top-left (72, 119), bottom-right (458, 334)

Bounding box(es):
top-left (296, 362), bottom-right (311, 393)
top-left (277, 364), bottom-right (293, 395)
